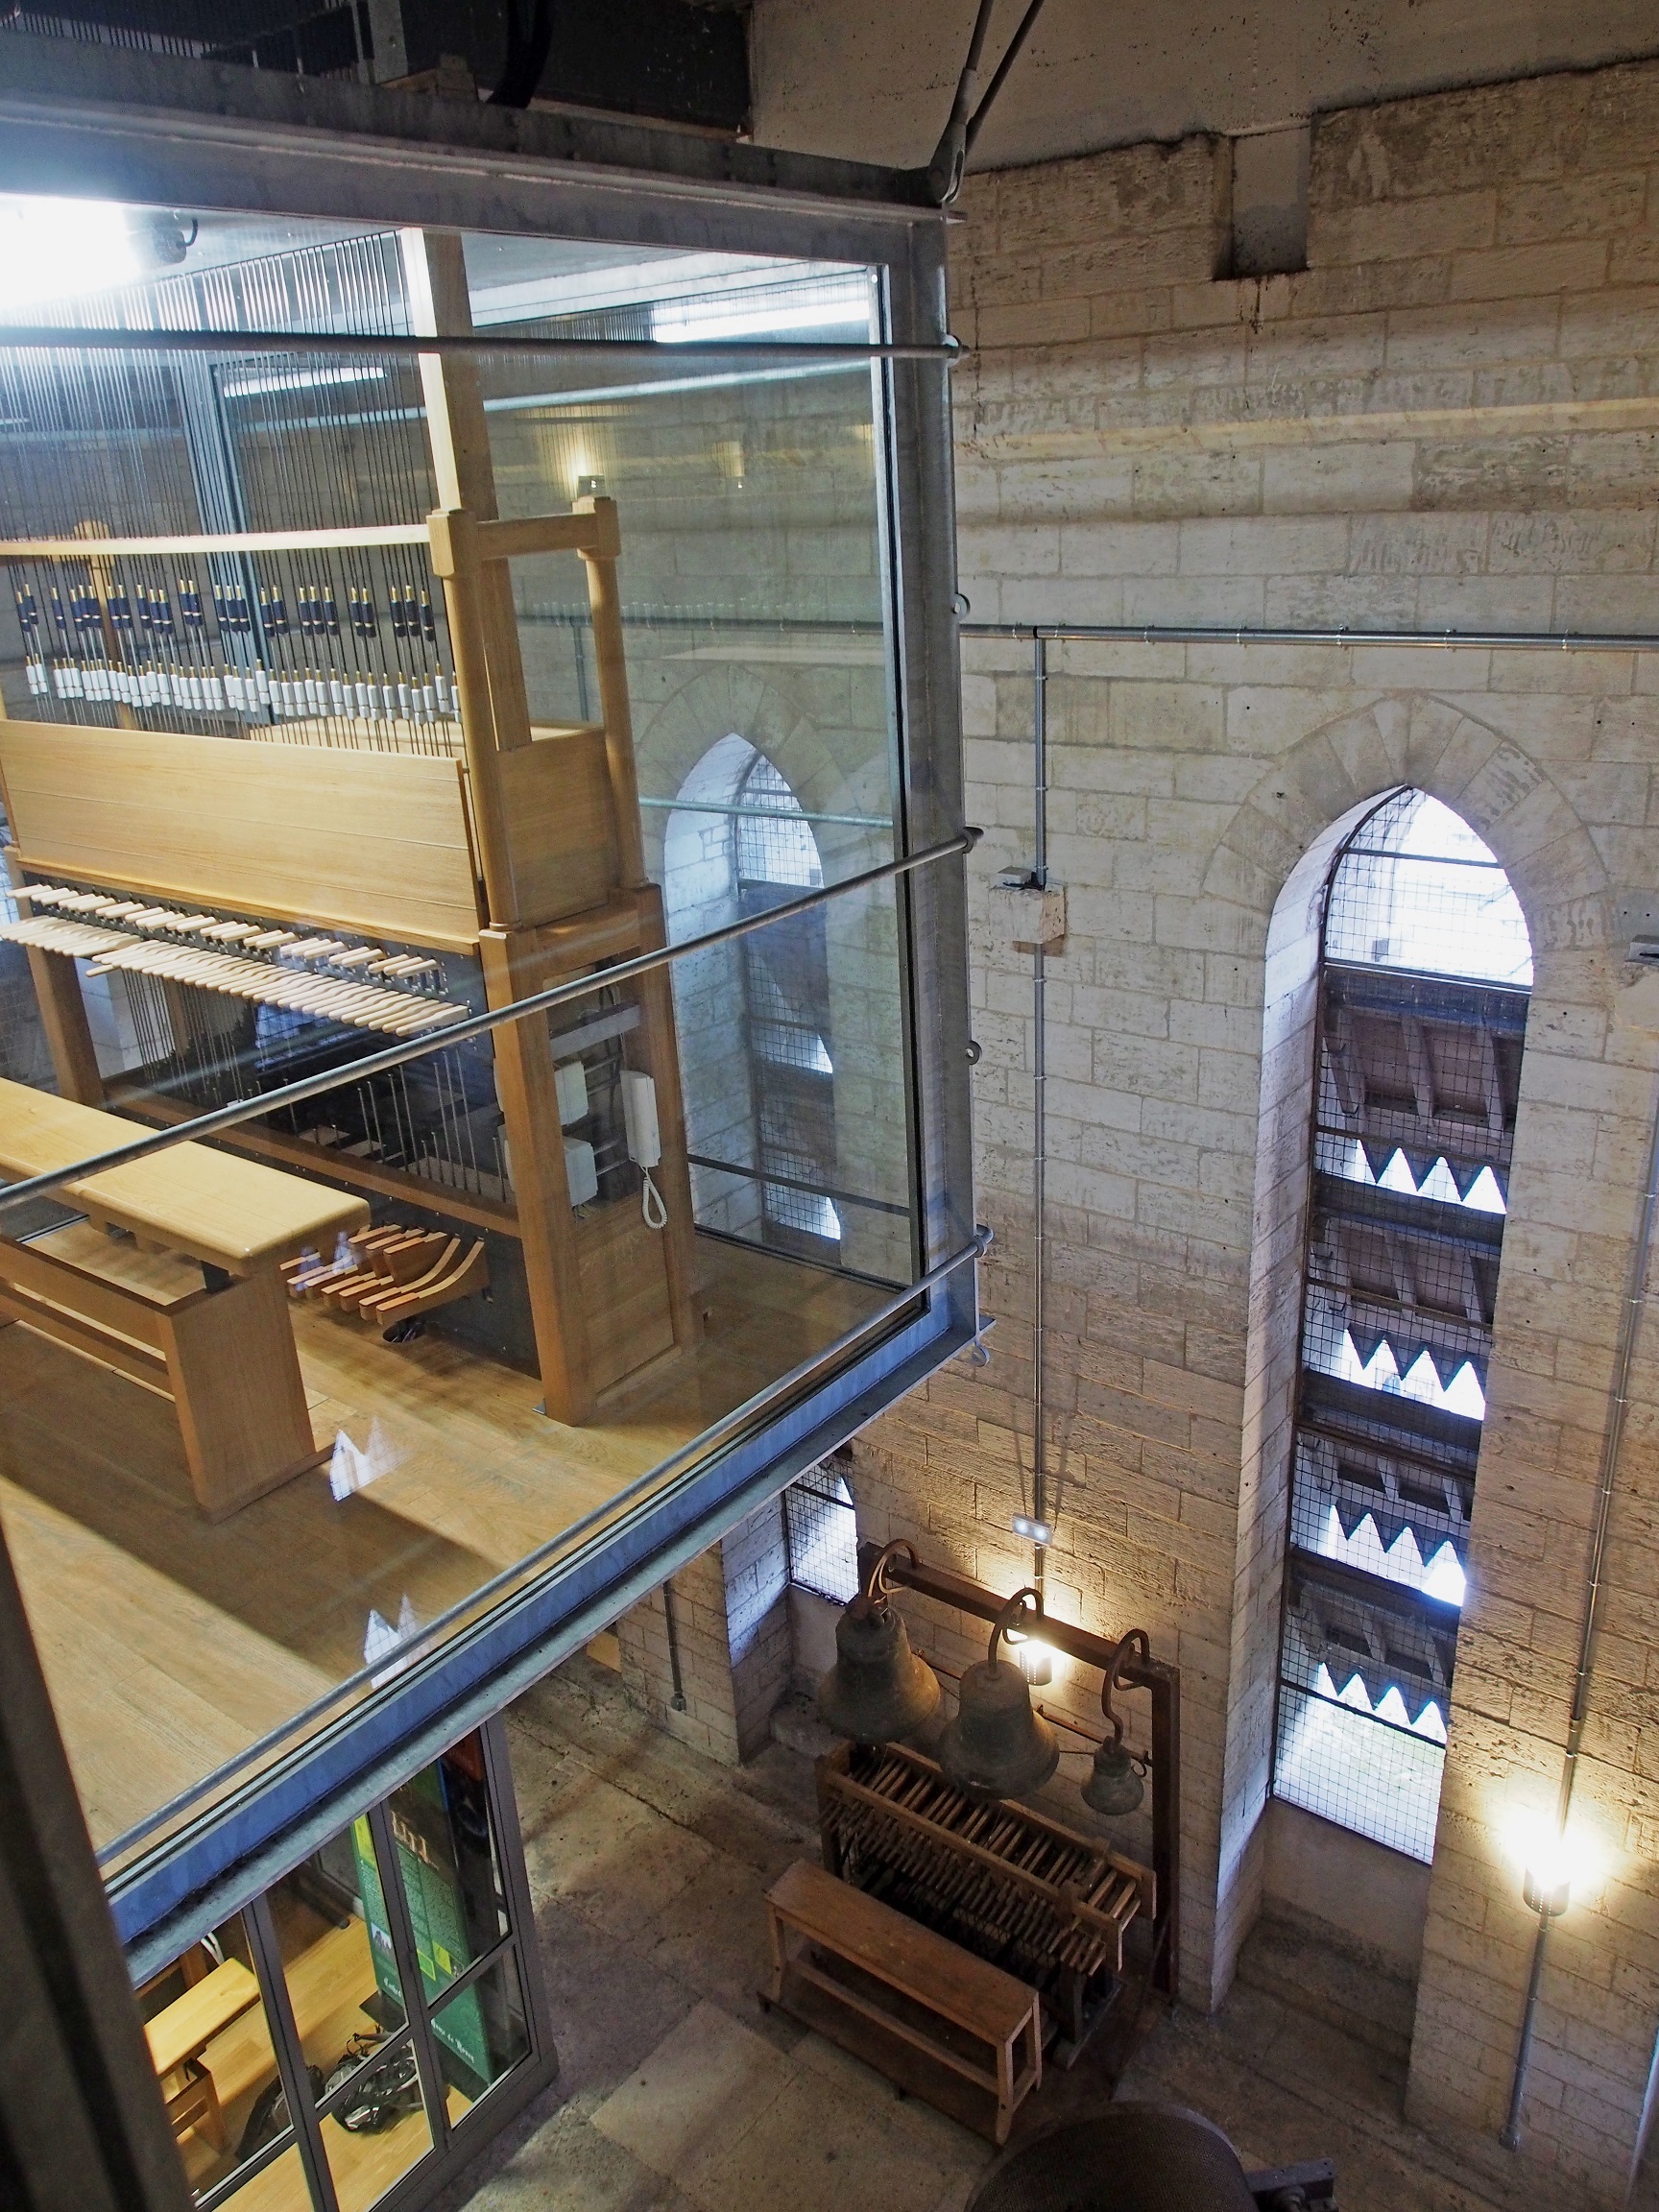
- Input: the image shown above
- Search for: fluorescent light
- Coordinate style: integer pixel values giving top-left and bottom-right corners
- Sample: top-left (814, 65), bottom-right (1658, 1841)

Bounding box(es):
top-left (0, 195), bottom-right (141, 311)
top-left (222, 364), bottom-right (388, 398)
top-left (651, 286), bottom-right (872, 345)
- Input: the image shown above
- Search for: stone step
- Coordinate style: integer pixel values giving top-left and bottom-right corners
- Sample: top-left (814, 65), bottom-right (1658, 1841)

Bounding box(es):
top-left (769, 1689), bottom-right (839, 1762)
top-left (1236, 1907), bottom-right (1417, 2073)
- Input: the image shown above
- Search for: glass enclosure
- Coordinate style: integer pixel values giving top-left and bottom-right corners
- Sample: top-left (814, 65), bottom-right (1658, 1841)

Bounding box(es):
top-left (135, 1723), bottom-right (548, 2212)
top-left (0, 191), bottom-right (964, 1911)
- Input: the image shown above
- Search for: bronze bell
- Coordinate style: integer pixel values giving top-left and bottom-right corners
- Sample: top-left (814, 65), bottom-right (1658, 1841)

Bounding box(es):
top-left (1082, 1628), bottom-right (1148, 1819)
top-left (937, 1591), bottom-right (1059, 1800)
top-left (818, 1540), bottom-right (941, 1744)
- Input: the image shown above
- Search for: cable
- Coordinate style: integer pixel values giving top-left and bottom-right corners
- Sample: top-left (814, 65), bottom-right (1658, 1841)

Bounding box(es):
top-left (640, 1168), bottom-right (667, 1232)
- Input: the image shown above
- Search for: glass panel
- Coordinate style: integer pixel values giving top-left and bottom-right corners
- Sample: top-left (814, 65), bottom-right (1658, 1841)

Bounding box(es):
top-left (318, 2034), bottom-right (435, 2212)
top-left (0, 197), bottom-right (931, 1877)
top-left (430, 1949), bottom-right (532, 2120)
top-left (204, 2139), bottom-right (312, 2212)
top-left (383, 1734), bottom-right (509, 2002)
top-left (134, 1911), bottom-right (293, 2203)
top-left (262, 1821), bottom-right (406, 2110)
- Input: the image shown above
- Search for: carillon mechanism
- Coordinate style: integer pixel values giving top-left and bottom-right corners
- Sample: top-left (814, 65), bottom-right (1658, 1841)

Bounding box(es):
top-left (0, 492), bottom-right (696, 1425)
top-left (10, 540), bottom-right (458, 752)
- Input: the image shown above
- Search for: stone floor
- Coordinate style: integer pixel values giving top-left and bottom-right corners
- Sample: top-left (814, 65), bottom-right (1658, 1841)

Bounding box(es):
top-left (431, 1656), bottom-right (1544, 2212)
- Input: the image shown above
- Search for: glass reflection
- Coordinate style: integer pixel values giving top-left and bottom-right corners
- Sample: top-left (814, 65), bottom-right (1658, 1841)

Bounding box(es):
top-left (137, 1911), bottom-right (285, 2202)
top-left (384, 1735), bottom-right (508, 2003)
top-left (431, 1949), bottom-right (531, 2117)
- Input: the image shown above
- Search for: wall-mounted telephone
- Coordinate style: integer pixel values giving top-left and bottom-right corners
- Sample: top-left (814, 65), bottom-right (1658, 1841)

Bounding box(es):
top-left (621, 1070), bottom-right (667, 1230)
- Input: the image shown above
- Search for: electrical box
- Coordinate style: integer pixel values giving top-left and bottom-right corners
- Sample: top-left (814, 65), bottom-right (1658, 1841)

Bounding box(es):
top-left (989, 872), bottom-right (1067, 953)
top-left (564, 1137), bottom-right (598, 1208)
top-left (621, 1070), bottom-right (661, 1170)
top-left (554, 1059), bottom-right (589, 1126)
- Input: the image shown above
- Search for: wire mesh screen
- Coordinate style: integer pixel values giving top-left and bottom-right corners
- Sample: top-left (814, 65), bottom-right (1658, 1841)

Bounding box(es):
top-left (1272, 787), bottom-right (1532, 1859)
top-left (783, 1466), bottom-right (859, 1604)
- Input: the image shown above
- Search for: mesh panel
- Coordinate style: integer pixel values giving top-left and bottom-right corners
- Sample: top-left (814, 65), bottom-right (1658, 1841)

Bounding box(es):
top-left (783, 1467), bottom-right (858, 1603)
top-left (1272, 788), bottom-right (1531, 1859)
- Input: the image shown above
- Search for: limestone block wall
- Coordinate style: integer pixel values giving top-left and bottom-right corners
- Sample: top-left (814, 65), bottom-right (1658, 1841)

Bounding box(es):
top-left (851, 54), bottom-right (1659, 2208)
top-left (616, 1496), bottom-right (793, 1765)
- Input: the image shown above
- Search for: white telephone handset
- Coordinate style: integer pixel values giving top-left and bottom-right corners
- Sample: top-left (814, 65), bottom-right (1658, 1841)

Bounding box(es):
top-left (621, 1070), bottom-right (667, 1230)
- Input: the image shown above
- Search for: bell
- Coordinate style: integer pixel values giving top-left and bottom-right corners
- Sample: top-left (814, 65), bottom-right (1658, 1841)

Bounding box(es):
top-left (937, 1591), bottom-right (1058, 1800)
top-left (1081, 1734), bottom-right (1144, 1817)
top-left (818, 1596), bottom-right (940, 1743)
top-left (817, 1541), bottom-right (940, 1743)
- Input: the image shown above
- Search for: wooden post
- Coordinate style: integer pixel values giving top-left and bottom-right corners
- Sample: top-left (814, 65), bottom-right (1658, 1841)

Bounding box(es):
top-left (480, 926), bottom-right (594, 1425)
top-left (427, 507), bottom-right (517, 926)
top-left (574, 496), bottom-right (647, 891)
top-left (24, 949), bottom-right (104, 1106)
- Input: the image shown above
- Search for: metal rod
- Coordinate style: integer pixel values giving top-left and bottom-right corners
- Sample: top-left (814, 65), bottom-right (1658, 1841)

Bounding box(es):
top-left (1031, 631), bottom-right (1048, 1601)
top-left (0, 829), bottom-right (976, 1219)
top-left (960, 620), bottom-right (1659, 652)
top-left (99, 1227), bottom-right (990, 1872)
top-left (638, 797), bottom-right (891, 829)
top-left (685, 1150), bottom-right (912, 1218)
top-left (1502, 1912), bottom-right (1551, 2150)
top-left (0, 325), bottom-right (962, 366)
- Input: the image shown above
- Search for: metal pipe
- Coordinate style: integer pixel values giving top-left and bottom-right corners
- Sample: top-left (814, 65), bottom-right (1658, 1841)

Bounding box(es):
top-left (1031, 632), bottom-right (1049, 1602)
top-left (1503, 1066), bottom-right (1659, 2150)
top-left (661, 1578), bottom-right (689, 1712)
top-left (960, 620), bottom-right (1659, 651)
top-left (0, 325), bottom-right (962, 366)
top-left (0, 828), bottom-right (977, 1218)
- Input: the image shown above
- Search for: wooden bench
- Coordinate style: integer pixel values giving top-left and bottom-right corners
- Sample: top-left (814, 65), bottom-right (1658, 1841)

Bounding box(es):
top-left (761, 1858), bottom-right (1042, 2145)
top-left (0, 1078), bottom-right (367, 1515)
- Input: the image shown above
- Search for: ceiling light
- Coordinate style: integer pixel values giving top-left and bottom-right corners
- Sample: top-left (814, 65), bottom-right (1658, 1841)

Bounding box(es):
top-left (651, 287), bottom-right (871, 345)
top-left (0, 195), bottom-right (142, 312)
top-left (221, 364), bottom-right (389, 398)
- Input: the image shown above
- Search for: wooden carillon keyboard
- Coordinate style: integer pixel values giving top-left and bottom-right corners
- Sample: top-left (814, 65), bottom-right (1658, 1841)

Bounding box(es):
top-left (817, 1741), bottom-right (1155, 2063)
top-left (5, 886), bottom-right (465, 1038)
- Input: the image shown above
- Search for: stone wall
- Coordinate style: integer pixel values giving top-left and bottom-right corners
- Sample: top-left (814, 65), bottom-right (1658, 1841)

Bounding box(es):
top-left (616, 1495), bottom-right (793, 1765)
top-left (850, 55), bottom-right (1659, 2208)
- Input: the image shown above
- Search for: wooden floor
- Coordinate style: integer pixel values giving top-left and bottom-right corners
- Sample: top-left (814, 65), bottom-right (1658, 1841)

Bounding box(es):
top-left (0, 1235), bottom-right (884, 1859)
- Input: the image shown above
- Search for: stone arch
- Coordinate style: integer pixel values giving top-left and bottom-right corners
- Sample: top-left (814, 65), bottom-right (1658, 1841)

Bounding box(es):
top-left (1210, 694), bottom-right (1610, 2005)
top-left (631, 661), bottom-right (892, 887)
top-left (1201, 694), bottom-right (1611, 968)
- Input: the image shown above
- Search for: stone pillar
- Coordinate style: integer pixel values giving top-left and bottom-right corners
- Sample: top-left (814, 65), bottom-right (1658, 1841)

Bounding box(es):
top-left (616, 1494), bottom-right (793, 1764)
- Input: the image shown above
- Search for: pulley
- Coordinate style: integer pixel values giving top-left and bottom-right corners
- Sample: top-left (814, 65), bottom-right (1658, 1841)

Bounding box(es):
top-left (936, 1590), bottom-right (1059, 1800)
top-left (817, 1539), bottom-right (941, 1744)
top-left (1081, 1627), bottom-right (1148, 1819)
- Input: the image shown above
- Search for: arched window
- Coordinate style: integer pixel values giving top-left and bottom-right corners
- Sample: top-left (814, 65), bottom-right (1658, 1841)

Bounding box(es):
top-left (662, 736), bottom-right (842, 1259)
top-left (1272, 789), bottom-right (1531, 1860)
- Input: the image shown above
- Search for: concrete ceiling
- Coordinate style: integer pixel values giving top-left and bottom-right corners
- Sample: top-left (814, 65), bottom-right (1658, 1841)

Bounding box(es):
top-left (749, 0), bottom-right (1659, 171)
